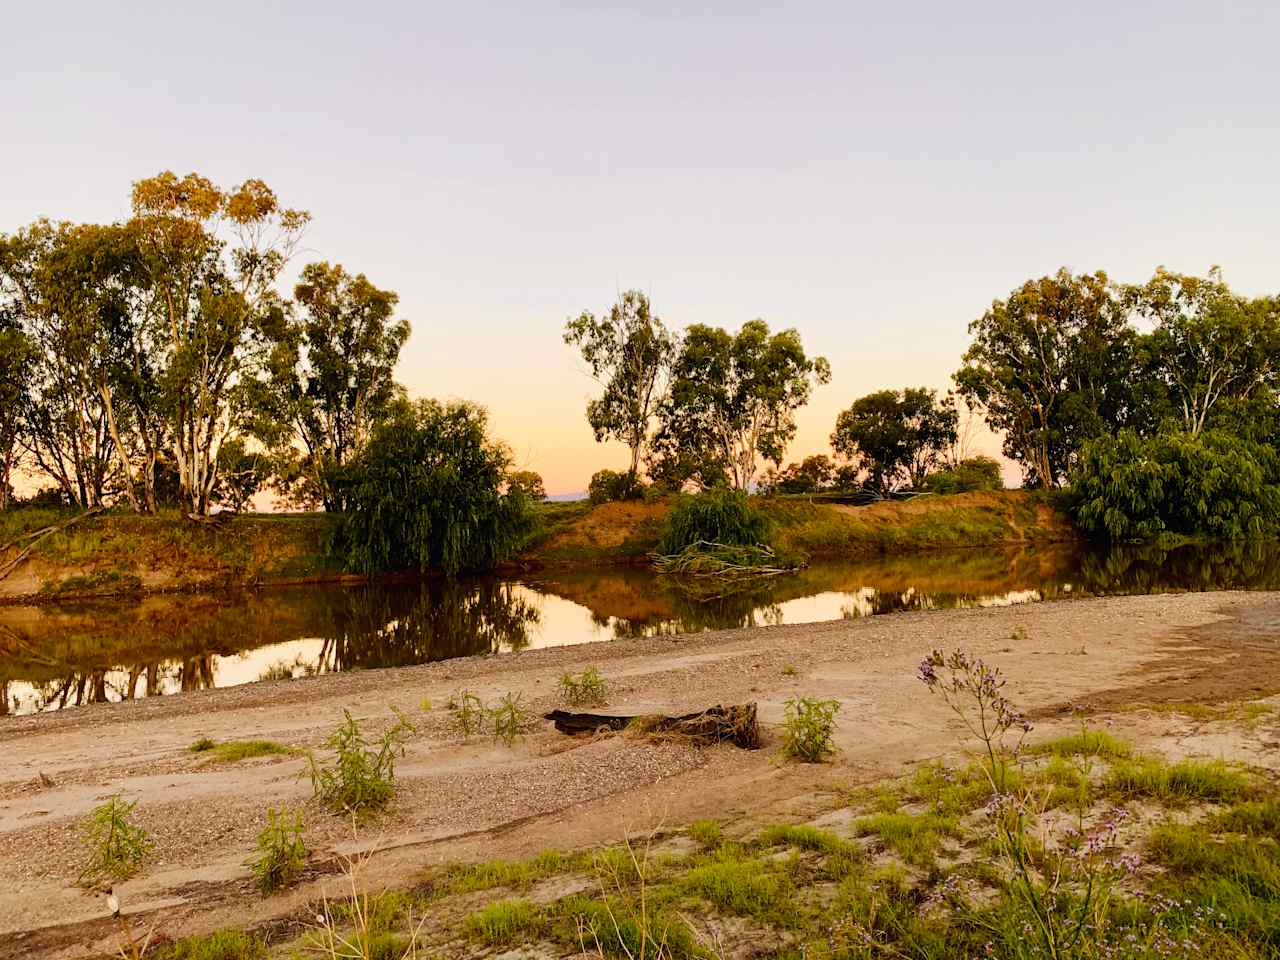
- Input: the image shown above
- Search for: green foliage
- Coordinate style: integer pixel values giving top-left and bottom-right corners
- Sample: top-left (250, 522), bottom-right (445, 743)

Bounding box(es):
top-left (831, 387), bottom-right (959, 493)
top-left (1104, 757), bottom-right (1251, 805)
top-left (444, 850), bottom-right (578, 894)
top-left (78, 794), bottom-right (152, 886)
top-left (922, 455), bottom-right (1004, 494)
top-left (336, 398), bottom-right (536, 574)
top-left (197, 740), bottom-right (291, 764)
top-left (780, 696), bottom-right (839, 762)
top-left (558, 666), bottom-right (609, 706)
top-left (212, 437), bottom-right (269, 512)
top-left (559, 894), bottom-right (699, 959)
top-left (1027, 729), bottom-right (1132, 759)
top-left (1071, 429), bottom-right (1280, 541)
top-left (465, 898), bottom-right (547, 944)
top-left (488, 692), bottom-right (527, 746)
top-left (448, 690), bottom-right (486, 736)
top-left (649, 319), bottom-right (830, 490)
top-left (771, 454), bottom-right (836, 494)
top-left (657, 487), bottom-right (772, 554)
top-left (588, 468), bottom-right (643, 505)
top-left (155, 931), bottom-right (267, 960)
top-left (189, 736), bottom-right (216, 753)
top-left (678, 857), bottom-right (792, 919)
top-left (246, 807), bottom-right (307, 895)
top-left (507, 469), bottom-right (547, 502)
top-left (854, 811), bottom-right (958, 866)
top-left (688, 819), bottom-right (723, 848)
top-left (307, 709), bottom-right (414, 815)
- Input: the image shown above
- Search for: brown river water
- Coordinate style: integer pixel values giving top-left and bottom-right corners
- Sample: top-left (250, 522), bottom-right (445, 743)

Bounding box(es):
top-left (2, 539), bottom-right (1278, 715)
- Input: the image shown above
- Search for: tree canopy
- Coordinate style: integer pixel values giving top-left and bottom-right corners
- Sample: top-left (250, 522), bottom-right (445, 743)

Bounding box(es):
top-left (830, 388), bottom-right (958, 494)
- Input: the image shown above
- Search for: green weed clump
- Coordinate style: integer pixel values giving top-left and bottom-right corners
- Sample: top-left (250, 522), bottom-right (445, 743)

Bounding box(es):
top-left (307, 709), bottom-right (414, 815)
top-left (1105, 758), bottom-right (1251, 805)
top-left (464, 898), bottom-right (547, 944)
top-left (246, 807), bottom-right (307, 895)
top-left (679, 858), bottom-right (792, 920)
top-left (688, 819), bottom-right (723, 849)
top-left (558, 895), bottom-right (699, 960)
top-left (558, 666), bottom-right (609, 706)
top-left (1211, 799), bottom-right (1280, 836)
top-left (657, 487), bottom-right (772, 554)
top-left (79, 794), bottom-right (153, 886)
top-left (155, 930), bottom-right (267, 960)
top-left (1028, 729), bottom-right (1132, 759)
top-left (489, 692), bottom-right (528, 746)
top-left (780, 696), bottom-right (839, 762)
top-left (189, 737), bottom-right (216, 753)
top-left (445, 850), bottom-right (578, 895)
top-left (448, 691), bottom-right (486, 737)
top-left (854, 811), bottom-right (957, 867)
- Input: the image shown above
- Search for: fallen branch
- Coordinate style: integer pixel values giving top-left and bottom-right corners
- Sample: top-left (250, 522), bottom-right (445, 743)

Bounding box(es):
top-left (544, 703), bottom-right (761, 749)
top-left (651, 541), bottom-right (801, 581)
top-left (0, 506), bottom-right (105, 583)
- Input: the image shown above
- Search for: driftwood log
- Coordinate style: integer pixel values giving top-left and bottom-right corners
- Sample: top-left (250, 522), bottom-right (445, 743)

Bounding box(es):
top-left (544, 703), bottom-right (760, 749)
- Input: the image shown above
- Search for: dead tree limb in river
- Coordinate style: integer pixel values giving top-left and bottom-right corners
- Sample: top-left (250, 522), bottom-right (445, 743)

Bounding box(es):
top-left (544, 703), bottom-right (761, 749)
top-left (0, 506), bottom-right (105, 583)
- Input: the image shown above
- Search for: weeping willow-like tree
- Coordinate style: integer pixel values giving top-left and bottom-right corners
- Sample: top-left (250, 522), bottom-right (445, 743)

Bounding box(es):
top-left (336, 398), bottom-right (535, 574)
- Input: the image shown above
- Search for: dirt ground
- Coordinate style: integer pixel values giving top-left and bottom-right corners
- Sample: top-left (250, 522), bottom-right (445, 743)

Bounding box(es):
top-left (4, 590), bottom-right (1280, 959)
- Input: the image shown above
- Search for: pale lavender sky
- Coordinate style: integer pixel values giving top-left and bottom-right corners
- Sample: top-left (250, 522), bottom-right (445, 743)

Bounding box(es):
top-left (5, 1), bottom-right (1278, 492)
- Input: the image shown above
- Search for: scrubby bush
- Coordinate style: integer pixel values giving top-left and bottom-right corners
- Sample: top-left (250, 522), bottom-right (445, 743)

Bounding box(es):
top-left (507, 470), bottom-right (546, 502)
top-left (657, 487), bottom-right (772, 554)
top-left (780, 696), bottom-right (840, 762)
top-left (79, 794), bottom-right (152, 886)
top-left (558, 666), bottom-right (608, 706)
top-left (587, 468), bottom-right (643, 505)
top-left (247, 807), bottom-right (307, 894)
top-left (307, 709), bottom-right (414, 815)
top-left (922, 455), bottom-right (1003, 494)
top-left (1070, 429), bottom-right (1280, 541)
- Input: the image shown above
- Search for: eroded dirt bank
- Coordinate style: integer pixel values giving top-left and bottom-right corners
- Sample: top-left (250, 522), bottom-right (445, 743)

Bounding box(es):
top-left (3, 591), bottom-right (1279, 958)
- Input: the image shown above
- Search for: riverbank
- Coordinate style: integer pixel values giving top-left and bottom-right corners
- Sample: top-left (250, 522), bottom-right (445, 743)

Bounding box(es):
top-left (4, 591), bottom-right (1280, 957)
top-left (0, 491), bottom-right (1079, 603)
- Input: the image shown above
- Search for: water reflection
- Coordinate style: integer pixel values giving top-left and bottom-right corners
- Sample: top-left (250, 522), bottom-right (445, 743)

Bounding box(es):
top-left (4, 539), bottom-right (1280, 715)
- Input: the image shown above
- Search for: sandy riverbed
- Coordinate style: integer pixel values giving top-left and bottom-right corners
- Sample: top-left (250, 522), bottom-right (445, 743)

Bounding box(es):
top-left (4, 591), bottom-right (1280, 958)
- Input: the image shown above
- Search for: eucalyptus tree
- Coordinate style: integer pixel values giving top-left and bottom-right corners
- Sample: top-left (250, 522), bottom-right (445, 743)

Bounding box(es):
top-left (650, 320), bottom-right (830, 491)
top-left (0, 317), bottom-right (34, 509)
top-left (258, 261), bottom-right (409, 511)
top-left (954, 269), bottom-right (1136, 488)
top-left (129, 171), bottom-right (309, 514)
top-left (831, 388), bottom-right (958, 493)
top-left (564, 290), bottom-right (675, 479)
top-left (1128, 267), bottom-right (1280, 437)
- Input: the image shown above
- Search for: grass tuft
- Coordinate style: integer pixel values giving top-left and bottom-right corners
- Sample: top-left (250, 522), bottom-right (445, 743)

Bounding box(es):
top-left (1105, 758), bottom-right (1251, 805)
top-left (1027, 729), bottom-right (1132, 759)
top-left (465, 898), bottom-right (547, 944)
top-left (198, 740), bottom-right (291, 764)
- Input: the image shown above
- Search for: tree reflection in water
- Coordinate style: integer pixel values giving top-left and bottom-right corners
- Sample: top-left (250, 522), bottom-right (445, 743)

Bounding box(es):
top-left (7, 539), bottom-right (1280, 714)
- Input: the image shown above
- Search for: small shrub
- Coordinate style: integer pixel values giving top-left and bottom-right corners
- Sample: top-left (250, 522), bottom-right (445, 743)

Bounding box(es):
top-left (657, 487), bottom-right (772, 554)
top-left (307, 709), bottom-right (414, 815)
top-left (489, 693), bottom-right (527, 746)
top-left (246, 807), bottom-right (307, 895)
top-left (465, 898), bottom-right (546, 944)
top-left (588, 469), bottom-right (643, 505)
top-left (448, 691), bottom-right (486, 737)
top-left (781, 696), bottom-right (839, 762)
top-left (189, 737), bottom-right (216, 753)
top-left (79, 794), bottom-right (153, 886)
top-left (559, 666), bottom-right (608, 706)
top-left (688, 819), bottom-right (722, 848)
top-left (922, 456), bottom-right (1003, 494)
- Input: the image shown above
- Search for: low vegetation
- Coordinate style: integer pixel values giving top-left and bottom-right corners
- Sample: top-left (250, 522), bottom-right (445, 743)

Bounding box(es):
top-left (558, 665), bottom-right (609, 706)
top-left (307, 709), bottom-right (414, 816)
top-left (780, 695), bottom-right (840, 762)
top-left (246, 807), bottom-right (307, 895)
top-left (191, 739), bottom-right (291, 764)
top-left (78, 794), bottom-right (152, 887)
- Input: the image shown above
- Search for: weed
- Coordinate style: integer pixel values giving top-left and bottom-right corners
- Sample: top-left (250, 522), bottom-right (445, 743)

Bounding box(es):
top-left (417, 696), bottom-right (432, 712)
top-left (79, 794), bottom-right (153, 886)
top-left (1028, 729), bottom-right (1132, 760)
top-left (445, 850), bottom-right (579, 894)
top-left (688, 819), bottom-right (722, 849)
top-left (465, 898), bottom-right (547, 944)
top-left (854, 811), bottom-right (957, 867)
top-left (307, 709), bottom-right (415, 815)
top-left (780, 696), bottom-right (840, 762)
top-left (489, 692), bottom-right (528, 746)
top-left (246, 807), bottom-right (307, 895)
top-left (1105, 758), bottom-right (1251, 805)
top-left (156, 930), bottom-right (267, 960)
top-left (781, 663), bottom-right (798, 677)
top-left (680, 858), bottom-right (792, 921)
top-left (559, 666), bottom-right (609, 706)
top-left (1211, 799), bottom-right (1280, 835)
top-left (189, 737), bottom-right (217, 753)
top-left (448, 691), bottom-right (486, 737)
top-left (1011, 624), bottom-right (1029, 642)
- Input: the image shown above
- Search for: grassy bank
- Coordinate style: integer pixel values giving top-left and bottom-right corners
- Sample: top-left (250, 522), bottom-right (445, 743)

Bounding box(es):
top-left (0, 490), bottom-right (1078, 601)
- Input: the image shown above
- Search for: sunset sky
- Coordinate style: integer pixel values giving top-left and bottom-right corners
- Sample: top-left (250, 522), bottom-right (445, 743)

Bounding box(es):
top-left (5, 2), bottom-right (1279, 495)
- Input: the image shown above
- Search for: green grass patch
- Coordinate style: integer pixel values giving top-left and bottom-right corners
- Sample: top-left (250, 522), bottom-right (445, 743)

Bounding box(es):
top-left (39, 570), bottom-right (143, 596)
top-left (444, 850), bottom-right (582, 895)
top-left (1211, 800), bottom-right (1280, 836)
top-left (854, 811), bottom-right (958, 867)
top-left (557, 895), bottom-right (700, 959)
top-left (197, 740), bottom-right (291, 764)
top-left (678, 857), bottom-right (793, 920)
top-left (465, 898), bottom-right (547, 944)
top-left (688, 819), bottom-right (722, 849)
top-left (1105, 758), bottom-right (1251, 805)
top-left (1027, 729), bottom-right (1132, 759)
top-left (154, 930), bottom-right (267, 960)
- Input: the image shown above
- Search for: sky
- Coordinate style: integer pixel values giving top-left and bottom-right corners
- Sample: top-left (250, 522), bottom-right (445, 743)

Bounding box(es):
top-left (5, 1), bottom-right (1279, 494)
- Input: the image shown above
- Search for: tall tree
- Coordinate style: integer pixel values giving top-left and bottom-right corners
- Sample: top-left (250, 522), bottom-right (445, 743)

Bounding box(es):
top-left (1129, 267), bottom-right (1280, 437)
top-left (954, 269), bottom-right (1135, 488)
top-left (0, 317), bottom-right (34, 509)
top-left (564, 291), bottom-right (675, 478)
top-left (831, 388), bottom-right (958, 493)
top-left (129, 171), bottom-right (309, 514)
top-left (650, 320), bottom-right (830, 490)
top-left (259, 262), bottom-right (409, 511)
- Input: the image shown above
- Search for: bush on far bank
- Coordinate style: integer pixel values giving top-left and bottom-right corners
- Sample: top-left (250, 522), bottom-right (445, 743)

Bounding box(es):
top-left (922, 456), bottom-right (1003, 495)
